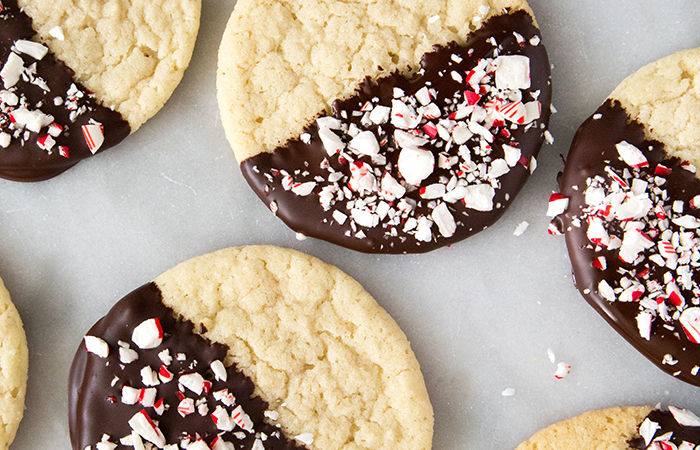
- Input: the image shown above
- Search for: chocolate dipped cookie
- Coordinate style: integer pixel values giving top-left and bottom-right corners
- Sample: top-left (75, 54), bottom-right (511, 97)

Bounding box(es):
top-left (69, 246), bottom-right (433, 450)
top-left (217, 0), bottom-right (552, 253)
top-left (0, 0), bottom-right (201, 181)
top-left (549, 47), bottom-right (700, 385)
top-left (0, 275), bottom-right (28, 450)
top-left (515, 405), bottom-right (700, 450)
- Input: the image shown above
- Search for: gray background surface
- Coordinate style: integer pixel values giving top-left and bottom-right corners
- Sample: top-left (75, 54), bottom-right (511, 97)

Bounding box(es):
top-left (3, 1), bottom-right (700, 448)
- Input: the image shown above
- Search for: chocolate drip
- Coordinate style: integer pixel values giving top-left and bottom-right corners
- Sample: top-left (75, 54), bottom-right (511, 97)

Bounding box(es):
top-left (558, 100), bottom-right (700, 385)
top-left (68, 283), bottom-right (305, 450)
top-left (240, 10), bottom-right (551, 253)
top-left (0, 0), bottom-right (130, 181)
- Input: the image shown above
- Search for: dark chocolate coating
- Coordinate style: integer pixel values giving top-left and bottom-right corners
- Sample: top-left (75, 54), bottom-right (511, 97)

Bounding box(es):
top-left (240, 10), bottom-right (551, 253)
top-left (68, 282), bottom-right (305, 450)
top-left (629, 409), bottom-right (700, 448)
top-left (0, 0), bottom-right (130, 181)
top-left (557, 100), bottom-right (700, 386)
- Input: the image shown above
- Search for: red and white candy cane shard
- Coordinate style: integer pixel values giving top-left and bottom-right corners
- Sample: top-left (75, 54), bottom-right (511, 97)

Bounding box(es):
top-left (591, 256), bottom-right (607, 270)
top-left (58, 145), bottom-right (70, 158)
top-left (84, 335), bottom-right (110, 358)
top-left (158, 365), bottom-right (174, 383)
top-left (666, 282), bottom-right (685, 308)
top-left (211, 405), bottom-right (234, 432)
top-left (636, 311), bottom-right (653, 341)
top-left (553, 362), bottom-right (571, 379)
top-left (615, 141), bottom-right (649, 168)
top-left (231, 405), bottom-right (254, 432)
top-left (179, 372), bottom-right (206, 395)
top-left (464, 90), bottom-right (481, 105)
top-left (655, 164), bottom-right (672, 176)
top-left (679, 308), bottom-right (700, 344)
top-left (500, 101), bottom-right (526, 124)
top-left (82, 123), bottom-right (105, 154)
top-left (669, 405), bottom-right (700, 426)
top-left (138, 388), bottom-right (157, 407)
top-left (546, 193), bottom-right (569, 217)
top-left (153, 398), bottom-right (165, 416)
top-left (177, 398), bottom-right (195, 417)
top-left (128, 410), bottom-right (166, 449)
top-left (132, 318), bottom-right (163, 349)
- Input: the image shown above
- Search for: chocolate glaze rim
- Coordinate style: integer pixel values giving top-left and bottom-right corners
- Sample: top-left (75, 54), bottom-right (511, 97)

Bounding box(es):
top-left (557, 99), bottom-right (700, 386)
top-left (239, 9), bottom-right (552, 254)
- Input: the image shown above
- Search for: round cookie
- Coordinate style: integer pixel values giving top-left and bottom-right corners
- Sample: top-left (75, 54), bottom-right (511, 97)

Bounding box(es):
top-left (0, 0), bottom-right (201, 181)
top-left (69, 246), bottom-right (433, 450)
top-left (217, 0), bottom-right (552, 253)
top-left (549, 47), bottom-right (700, 385)
top-left (0, 276), bottom-right (28, 450)
top-left (514, 406), bottom-right (700, 450)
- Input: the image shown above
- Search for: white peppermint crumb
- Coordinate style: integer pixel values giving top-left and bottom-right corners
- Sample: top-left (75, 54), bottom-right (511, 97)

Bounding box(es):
top-left (295, 433), bottom-right (314, 446)
top-left (544, 130), bottom-right (554, 145)
top-left (295, 232), bottom-right (307, 241)
top-left (547, 348), bottom-right (555, 363)
top-left (49, 26), bottom-right (65, 41)
top-left (513, 221), bottom-right (529, 236)
top-left (501, 387), bottom-right (515, 397)
top-left (428, 14), bottom-right (440, 23)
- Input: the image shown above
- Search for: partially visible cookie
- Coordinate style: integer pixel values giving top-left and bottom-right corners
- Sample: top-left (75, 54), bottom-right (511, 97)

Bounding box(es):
top-left (0, 0), bottom-right (201, 181)
top-left (514, 405), bottom-right (700, 450)
top-left (218, 0), bottom-right (552, 253)
top-left (0, 276), bottom-right (28, 450)
top-left (549, 47), bottom-right (700, 385)
top-left (69, 246), bottom-right (433, 450)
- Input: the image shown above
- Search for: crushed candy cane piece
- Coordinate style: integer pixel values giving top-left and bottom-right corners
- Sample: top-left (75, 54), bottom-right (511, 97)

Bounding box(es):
top-left (132, 318), bottom-right (163, 349)
top-left (84, 336), bottom-right (110, 358)
top-left (513, 221), bottom-right (529, 236)
top-left (501, 387), bottom-right (515, 397)
top-left (668, 406), bottom-right (700, 427)
top-left (553, 362), bottom-right (570, 379)
top-left (82, 123), bottom-right (105, 154)
top-left (546, 193), bottom-right (569, 217)
top-left (128, 410), bottom-right (165, 449)
top-left (294, 433), bottom-right (314, 446)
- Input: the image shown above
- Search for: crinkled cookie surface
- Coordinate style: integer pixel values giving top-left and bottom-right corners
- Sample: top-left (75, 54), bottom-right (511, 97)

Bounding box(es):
top-left (611, 47), bottom-right (700, 171)
top-left (0, 277), bottom-right (28, 450)
top-left (19, 0), bottom-right (202, 130)
top-left (514, 406), bottom-right (653, 450)
top-left (217, 0), bottom-right (534, 161)
top-left (154, 246), bottom-right (433, 450)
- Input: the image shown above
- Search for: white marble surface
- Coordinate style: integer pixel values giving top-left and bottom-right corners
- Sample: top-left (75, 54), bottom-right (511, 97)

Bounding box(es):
top-left (3, 1), bottom-right (700, 449)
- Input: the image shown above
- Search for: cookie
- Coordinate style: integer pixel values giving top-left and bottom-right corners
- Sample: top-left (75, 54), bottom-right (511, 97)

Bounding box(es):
top-left (69, 246), bottom-right (433, 450)
top-left (217, 0), bottom-right (552, 253)
top-left (0, 0), bottom-right (201, 181)
top-left (514, 405), bottom-right (700, 450)
top-left (549, 47), bottom-right (700, 385)
top-left (0, 276), bottom-right (28, 450)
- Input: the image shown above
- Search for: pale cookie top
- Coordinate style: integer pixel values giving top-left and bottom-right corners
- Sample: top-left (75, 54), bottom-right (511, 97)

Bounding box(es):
top-left (217, 0), bottom-right (534, 162)
top-left (611, 47), bottom-right (700, 171)
top-left (514, 406), bottom-right (653, 450)
top-left (154, 246), bottom-right (433, 450)
top-left (18, 0), bottom-right (201, 130)
top-left (0, 277), bottom-right (28, 450)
